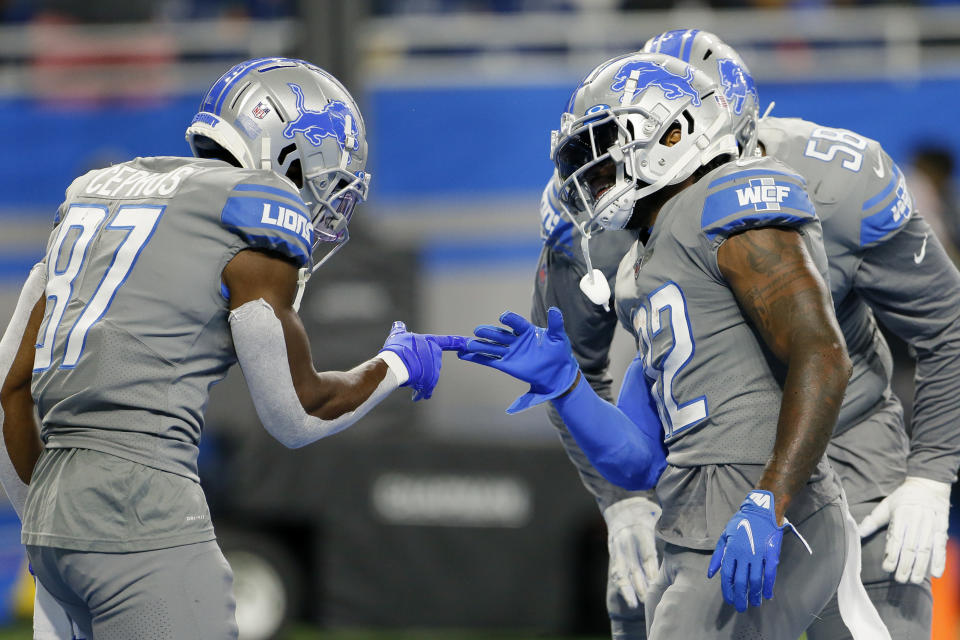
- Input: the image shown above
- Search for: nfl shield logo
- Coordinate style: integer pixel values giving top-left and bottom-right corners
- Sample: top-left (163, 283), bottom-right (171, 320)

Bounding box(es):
top-left (252, 101), bottom-right (270, 119)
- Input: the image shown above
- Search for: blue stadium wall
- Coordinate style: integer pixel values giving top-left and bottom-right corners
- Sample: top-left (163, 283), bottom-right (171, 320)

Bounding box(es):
top-left (2, 74), bottom-right (959, 211)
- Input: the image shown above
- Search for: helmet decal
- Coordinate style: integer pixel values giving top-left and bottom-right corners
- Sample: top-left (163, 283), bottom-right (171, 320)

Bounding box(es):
top-left (586, 103), bottom-right (610, 115)
top-left (283, 83), bottom-right (359, 155)
top-left (646, 29), bottom-right (700, 62)
top-left (190, 112), bottom-right (219, 128)
top-left (251, 101), bottom-right (271, 119)
top-left (717, 58), bottom-right (758, 116)
top-left (610, 60), bottom-right (701, 106)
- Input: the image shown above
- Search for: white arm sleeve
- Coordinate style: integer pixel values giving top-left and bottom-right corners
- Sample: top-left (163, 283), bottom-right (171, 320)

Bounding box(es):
top-left (228, 298), bottom-right (400, 448)
top-left (0, 263), bottom-right (46, 519)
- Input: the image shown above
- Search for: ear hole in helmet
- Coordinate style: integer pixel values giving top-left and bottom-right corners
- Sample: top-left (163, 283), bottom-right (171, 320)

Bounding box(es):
top-left (702, 48), bottom-right (713, 61)
top-left (192, 135), bottom-right (241, 167)
top-left (285, 159), bottom-right (303, 189)
top-left (277, 143), bottom-right (297, 166)
top-left (659, 122), bottom-right (682, 147)
top-left (682, 110), bottom-right (695, 134)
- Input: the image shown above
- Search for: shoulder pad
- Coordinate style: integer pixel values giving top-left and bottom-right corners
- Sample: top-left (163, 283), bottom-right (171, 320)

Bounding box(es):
top-left (700, 159), bottom-right (815, 241)
top-left (220, 169), bottom-right (313, 268)
top-left (858, 158), bottom-right (913, 248)
top-left (56, 165), bottom-right (118, 225)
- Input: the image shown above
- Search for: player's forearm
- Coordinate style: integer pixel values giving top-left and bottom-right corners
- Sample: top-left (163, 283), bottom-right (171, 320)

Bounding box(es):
top-left (546, 403), bottom-right (640, 509)
top-left (552, 375), bottom-right (666, 491)
top-left (757, 336), bottom-right (850, 523)
top-left (718, 227), bottom-right (850, 521)
top-left (231, 299), bottom-right (399, 448)
top-left (908, 339), bottom-right (960, 482)
top-left (545, 352), bottom-right (635, 507)
top-left (854, 218), bottom-right (960, 482)
top-left (300, 358), bottom-right (391, 420)
top-left (0, 388), bottom-right (42, 484)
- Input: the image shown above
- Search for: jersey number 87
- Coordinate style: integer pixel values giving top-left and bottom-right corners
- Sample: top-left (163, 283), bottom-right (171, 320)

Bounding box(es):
top-left (34, 204), bottom-right (164, 371)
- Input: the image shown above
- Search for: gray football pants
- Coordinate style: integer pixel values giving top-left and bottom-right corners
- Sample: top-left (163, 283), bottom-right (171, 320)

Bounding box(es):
top-left (644, 502), bottom-right (845, 640)
top-left (806, 499), bottom-right (932, 640)
top-left (27, 540), bottom-right (238, 640)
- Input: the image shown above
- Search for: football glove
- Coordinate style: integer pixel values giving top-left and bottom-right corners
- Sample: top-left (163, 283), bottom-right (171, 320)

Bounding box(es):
top-left (603, 496), bottom-right (662, 608)
top-left (857, 476), bottom-right (952, 584)
top-left (379, 321), bottom-right (466, 401)
top-left (708, 490), bottom-right (811, 612)
top-left (458, 307), bottom-right (580, 414)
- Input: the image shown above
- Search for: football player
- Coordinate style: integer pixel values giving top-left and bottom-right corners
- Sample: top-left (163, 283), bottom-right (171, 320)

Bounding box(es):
top-left (0, 57), bottom-right (464, 639)
top-left (459, 52), bottom-right (879, 639)
top-left (647, 30), bottom-right (960, 639)
top-left (535, 30), bottom-right (958, 640)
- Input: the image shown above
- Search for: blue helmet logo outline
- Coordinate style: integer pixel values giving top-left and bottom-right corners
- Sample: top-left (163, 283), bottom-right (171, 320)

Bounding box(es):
top-left (610, 60), bottom-right (701, 106)
top-left (717, 58), bottom-right (758, 116)
top-left (283, 83), bottom-right (360, 156)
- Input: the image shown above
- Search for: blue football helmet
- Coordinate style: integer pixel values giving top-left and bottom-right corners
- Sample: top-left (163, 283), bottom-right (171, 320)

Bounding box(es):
top-left (186, 57), bottom-right (370, 272)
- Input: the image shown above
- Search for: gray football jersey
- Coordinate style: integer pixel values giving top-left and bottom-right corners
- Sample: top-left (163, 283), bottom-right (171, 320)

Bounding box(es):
top-left (614, 156), bottom-right (842, 548)
top-left (761, 116), bottom-right (960, 497)
top-left (760, 117), bottom-right (905, 434)
top-left (31, 156), bottom-right (313, 482)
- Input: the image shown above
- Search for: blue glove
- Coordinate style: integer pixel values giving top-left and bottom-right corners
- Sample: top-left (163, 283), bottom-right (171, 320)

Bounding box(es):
top-left (458, 307), bottom-right (580, 414)
top-left (707, 490), bottom-right (810, 612)
top-left (379, 321), bottom-right (467, 401)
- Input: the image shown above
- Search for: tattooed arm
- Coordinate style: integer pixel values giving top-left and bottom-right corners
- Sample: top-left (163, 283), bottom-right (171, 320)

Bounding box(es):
top-left (717, 226), bottom-right (851, 524)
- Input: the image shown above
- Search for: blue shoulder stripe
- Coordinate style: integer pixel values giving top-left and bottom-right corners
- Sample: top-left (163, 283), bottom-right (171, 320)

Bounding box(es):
top-left (860, 166), bottom-right (912, 247)
top-left (221, 195), bottom-right (312, 266)
top-left (862, 172), bottom-right (898, 212)
top-left (702, 175), bottom-right (816, 240)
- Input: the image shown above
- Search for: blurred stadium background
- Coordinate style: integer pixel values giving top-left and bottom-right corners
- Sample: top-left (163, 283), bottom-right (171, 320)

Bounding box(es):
top-left (1, 0), bottom-right (960, 638)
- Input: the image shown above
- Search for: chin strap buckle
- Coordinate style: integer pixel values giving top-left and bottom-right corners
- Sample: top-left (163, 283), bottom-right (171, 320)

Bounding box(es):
top-left (578, 234), bottom-right (611, 311)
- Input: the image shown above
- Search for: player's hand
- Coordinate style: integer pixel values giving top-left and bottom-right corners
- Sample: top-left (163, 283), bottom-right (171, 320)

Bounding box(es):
top-left (379, 321), bottom-right (467, 401)
top-left (857, 476), bottom-right (951, 584)
top-left (457, 307), bottom-right (580, 414)
top-left (707, 490), bottom-right (810, 612)
top-left (603, 496), bottom-right (662, 608)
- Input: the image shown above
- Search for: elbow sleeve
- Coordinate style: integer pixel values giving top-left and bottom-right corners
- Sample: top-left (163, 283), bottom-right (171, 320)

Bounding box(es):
top-left (229, 299), bottom-right (399, 448)
top-left (552, 376), bottom-right (666, 490)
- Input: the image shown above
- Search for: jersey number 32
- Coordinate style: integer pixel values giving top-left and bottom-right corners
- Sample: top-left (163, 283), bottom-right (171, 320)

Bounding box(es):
top-left (632, 282), bottom-right (708, 439)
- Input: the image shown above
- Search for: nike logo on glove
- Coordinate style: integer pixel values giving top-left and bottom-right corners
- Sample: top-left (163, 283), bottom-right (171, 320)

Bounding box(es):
top-left (914, 233), bottom-right (928, 264)
top-left (737, 518), bottom-right (756, 554)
